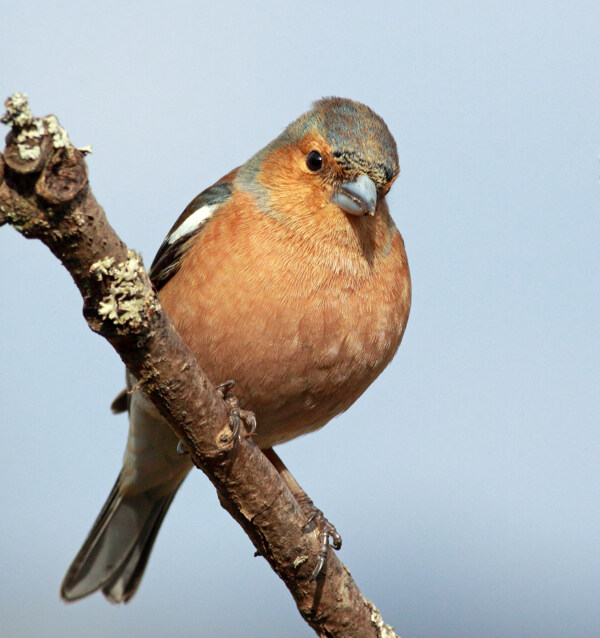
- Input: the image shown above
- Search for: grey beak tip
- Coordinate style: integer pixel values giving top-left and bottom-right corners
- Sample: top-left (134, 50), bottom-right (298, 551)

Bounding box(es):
top-left (332, 174), bottom-right (378, 217)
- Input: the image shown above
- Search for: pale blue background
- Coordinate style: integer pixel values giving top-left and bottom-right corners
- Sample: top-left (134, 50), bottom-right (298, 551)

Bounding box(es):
top-left (1, 2), bottom-right (599, 637)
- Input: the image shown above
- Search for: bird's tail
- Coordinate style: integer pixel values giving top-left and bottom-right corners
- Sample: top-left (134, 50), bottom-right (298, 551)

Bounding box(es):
top-left (61, 472), bottom-right (180, 604)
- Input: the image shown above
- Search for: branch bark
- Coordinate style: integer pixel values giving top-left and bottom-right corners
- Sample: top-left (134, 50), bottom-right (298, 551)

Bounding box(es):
top-left (0, 94), bottom-right (399, 638)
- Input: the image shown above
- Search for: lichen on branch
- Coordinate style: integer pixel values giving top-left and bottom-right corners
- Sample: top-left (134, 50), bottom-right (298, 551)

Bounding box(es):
top-left (91, 251), bottom-right (160, 328)
top-left (2, 92), bottom-right (69, 162)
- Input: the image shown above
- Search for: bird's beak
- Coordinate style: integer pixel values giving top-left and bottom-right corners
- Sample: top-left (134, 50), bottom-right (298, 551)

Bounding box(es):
top-left (332, 174), bottom-right (378, 216)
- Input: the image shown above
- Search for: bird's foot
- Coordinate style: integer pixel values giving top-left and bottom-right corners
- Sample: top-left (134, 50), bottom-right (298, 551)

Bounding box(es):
top-left (297, 494), bottom-right (342, 581)
top-left (177, 380), bottom-right (256, 454)
top-left (216, 380), bottom-right (257, 444)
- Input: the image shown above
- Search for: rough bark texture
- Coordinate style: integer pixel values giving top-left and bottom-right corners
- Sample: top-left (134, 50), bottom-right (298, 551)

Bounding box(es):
top-left (0, 94), bottom-right (399, 638)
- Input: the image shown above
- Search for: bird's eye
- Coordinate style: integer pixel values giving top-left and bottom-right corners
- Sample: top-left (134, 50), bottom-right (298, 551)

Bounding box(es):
top-left (306, 150), bottom-right (323, 172)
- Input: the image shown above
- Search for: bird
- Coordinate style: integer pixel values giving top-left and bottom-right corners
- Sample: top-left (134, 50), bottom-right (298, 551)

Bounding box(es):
top-left (60, 97), bottom-right (412, 603)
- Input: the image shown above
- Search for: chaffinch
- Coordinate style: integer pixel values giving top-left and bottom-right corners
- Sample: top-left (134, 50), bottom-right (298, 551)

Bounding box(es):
top-left (61, 97), bottom-right (411, 603)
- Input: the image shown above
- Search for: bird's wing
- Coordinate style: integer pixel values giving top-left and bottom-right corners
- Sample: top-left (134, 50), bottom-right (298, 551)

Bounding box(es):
top-left (149, 177), bottom-right (235, 290)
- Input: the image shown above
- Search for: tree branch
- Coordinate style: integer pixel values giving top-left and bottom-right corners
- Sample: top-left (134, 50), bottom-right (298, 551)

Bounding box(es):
top-left (0, 94), bottom-right (398, 638)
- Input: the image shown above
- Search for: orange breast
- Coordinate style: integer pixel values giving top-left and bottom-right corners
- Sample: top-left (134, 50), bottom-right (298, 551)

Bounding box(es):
top-left (158, 194), bottom-right (411, 448)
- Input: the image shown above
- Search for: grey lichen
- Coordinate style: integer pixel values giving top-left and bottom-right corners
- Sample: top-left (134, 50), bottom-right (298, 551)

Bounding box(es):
top-left (364, 598), bottom-right (398, 638)
top-left (1, 93), bottom-right (34, 128)
top-left (45, 114), bottom-right (69, 149)
top-left (2, 92), bottom-right (73, 161)
top-left (2, 93), bottom-right (45, 161)
top-left (90, 256), bottom-right (115, 277)
top-left (91, 251), bottom-right (159, 329)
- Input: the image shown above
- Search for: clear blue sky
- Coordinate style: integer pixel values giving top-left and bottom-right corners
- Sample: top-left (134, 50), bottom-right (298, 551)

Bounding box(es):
top-left (1, 2), bottom-right (599, 637)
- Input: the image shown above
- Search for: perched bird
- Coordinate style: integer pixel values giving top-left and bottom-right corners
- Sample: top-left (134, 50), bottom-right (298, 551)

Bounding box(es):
top-left (61, 97), bottom-right (411, 603)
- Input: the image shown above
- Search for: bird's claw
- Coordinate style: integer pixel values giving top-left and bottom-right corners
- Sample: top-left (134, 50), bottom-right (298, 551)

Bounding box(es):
top-left (216, 379), bottom-right (236, 398)
top-left (175, 381), bottom-right (257, 453)
top-left (216, 380), bottom-right (257, 444)
top-left (300, 502), bottom-right (342, 581)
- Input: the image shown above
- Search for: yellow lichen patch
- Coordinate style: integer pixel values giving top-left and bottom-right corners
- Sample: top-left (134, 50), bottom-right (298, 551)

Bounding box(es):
top-left (1, 93), bottom-right (34, 128)
top-left (91, 250), bottom-right (159, 328)
top-left (2, 93), bottom-right (77, 161)
top-left (364, 597), bottom-right (398, 638)
top-left (44, 115), bottom-right (69, 149)
top-left (292, 555), bottom-right (309, 569)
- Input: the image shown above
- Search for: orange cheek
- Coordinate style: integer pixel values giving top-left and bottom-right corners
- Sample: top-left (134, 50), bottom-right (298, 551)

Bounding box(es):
top-left (259, 145), bottom-right (331, 219)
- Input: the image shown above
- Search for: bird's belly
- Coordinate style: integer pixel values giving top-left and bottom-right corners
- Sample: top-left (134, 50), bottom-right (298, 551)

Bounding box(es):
top-left (159, 211), bottom-right (410, 450)
top-left (173, 285), bottom-right (405, 449)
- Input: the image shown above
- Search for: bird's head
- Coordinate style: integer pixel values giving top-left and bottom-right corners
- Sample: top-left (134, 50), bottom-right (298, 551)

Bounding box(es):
top-left (239, 97), bottom-right (400, 222)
